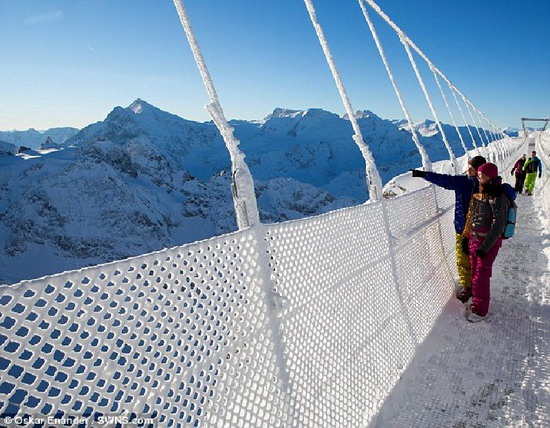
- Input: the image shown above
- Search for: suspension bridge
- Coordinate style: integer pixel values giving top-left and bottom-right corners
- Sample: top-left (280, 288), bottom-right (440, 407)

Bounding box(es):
top-left (1, 0), bottom-right (548, 426)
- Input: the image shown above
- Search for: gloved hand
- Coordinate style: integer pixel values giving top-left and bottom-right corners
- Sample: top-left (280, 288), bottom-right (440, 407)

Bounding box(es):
top-left (510, 170), bottom-right (514, 176)
top-left (461, 237), bottom-right (469, 255)
top-left (475, 248), bottom-right (487, 258)
top-left (410, 169), bottom-right (427, 178)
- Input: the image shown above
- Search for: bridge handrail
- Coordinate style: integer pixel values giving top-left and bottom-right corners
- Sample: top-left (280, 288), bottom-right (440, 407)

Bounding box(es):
top-left (535, 130), bottom-right (550, 225)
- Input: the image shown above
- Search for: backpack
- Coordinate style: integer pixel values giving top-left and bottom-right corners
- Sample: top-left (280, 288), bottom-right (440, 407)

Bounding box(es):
top-left (524, 158), bottom-right (539, 174)
top-left (502, 199), bottom-right (516, 239)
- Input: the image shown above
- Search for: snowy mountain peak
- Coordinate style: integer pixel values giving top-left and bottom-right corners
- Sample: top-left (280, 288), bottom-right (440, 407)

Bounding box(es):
top-left (502, 127), bottom-right (520, 137)
top-left (123, 99), bottom-right (191, 127)
top-left (412, 119), bottom-right (439, 137)
top-left (300, 108), bottom-right (339, 120)
top-left (41, 136), bottom-right (60, 150)
top-left (261, 108), bottom-right (341, 138)
top-left (267, 108), bottom-right (302, 119)
top-left (344, 110), bottom-right (381, 120)
top-left (128, 98), bottom-right (154, 115)
top-left (265, 108), bottom-right (338, 121)
top-left (416, 119), bottom-right (436, 127)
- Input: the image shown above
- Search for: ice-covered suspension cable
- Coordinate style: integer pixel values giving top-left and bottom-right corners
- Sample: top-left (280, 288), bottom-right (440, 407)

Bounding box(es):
top-left (363, 0), bottom-right (501, 156)
top-left (477, 111), bottom-right (492, 146)
top-left (398, 32), bottom-right (458, 173)
top-left (479, 111), bottom-right (504, 141)
top-left (473, 105), bottom-right (502, 140)
top-left (172, 0), bottom-right (259, 229)
top-left (358, 0), bottom-right (431, 171)
top-left (450, 86), bottom-right (478, 153)
top-left (364, 0), bottom-right (487, 123)
top-left (303, 0), bottom-right (383, 201)
top-left (463, 98), bottom-right (488, 152)
top-left (430, 64), bottom-right (469, 157)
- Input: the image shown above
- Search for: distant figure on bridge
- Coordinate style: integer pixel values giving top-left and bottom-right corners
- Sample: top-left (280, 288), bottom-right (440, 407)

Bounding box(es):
top-left (510, 154), bottom-right (527, 194)
top-left (462, 163), bottom-right (515, 322)
top-left (522, 151), bottom-right (542, 196)
top-left (411, 155), bottom-right (486, 304)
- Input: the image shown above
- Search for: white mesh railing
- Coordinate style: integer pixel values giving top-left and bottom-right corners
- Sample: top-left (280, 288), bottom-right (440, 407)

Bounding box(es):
top-left (536, 130), bottom-right (550, 225)
top-left (1, 185), bottom-right (455, 427)
top-left (0, 228), bottom-right (288, 426)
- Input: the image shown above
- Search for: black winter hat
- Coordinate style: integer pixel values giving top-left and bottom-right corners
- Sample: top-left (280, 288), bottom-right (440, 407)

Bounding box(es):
top-left (469, 155), bottom-right (487, 170)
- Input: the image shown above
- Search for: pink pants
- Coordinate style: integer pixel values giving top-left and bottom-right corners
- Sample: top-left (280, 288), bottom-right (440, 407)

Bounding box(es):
top-left (469, 234), bottom-right (503, 316)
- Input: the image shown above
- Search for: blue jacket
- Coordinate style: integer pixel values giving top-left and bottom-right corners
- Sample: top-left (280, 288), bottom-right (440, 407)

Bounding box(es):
top-left (423, 172), bottom-right (517, 234)
top-left (523, 156), bottom-right (542, 175)
top-left (501, 180), bottom-right (517, 202)
top-left (423, 172), bottom-right (479, 234)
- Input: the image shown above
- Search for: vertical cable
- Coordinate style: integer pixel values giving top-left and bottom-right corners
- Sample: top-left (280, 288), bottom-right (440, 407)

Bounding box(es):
top-left (172, 0), bottom-right (259, 229)
top-left (399, 32), bottom-right (458, 173)
top-left (303, 0), bottom-right (384, 201)
top-left (358, 0), bottom-right (432, 171)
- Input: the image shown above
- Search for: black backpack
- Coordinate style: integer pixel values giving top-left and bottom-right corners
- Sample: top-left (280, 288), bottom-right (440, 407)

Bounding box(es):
top-left (524, 158), bottom-right (539, 174)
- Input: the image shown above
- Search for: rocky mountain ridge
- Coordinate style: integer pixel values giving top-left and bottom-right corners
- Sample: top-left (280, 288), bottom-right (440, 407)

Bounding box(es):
top-left (0, 99), bottom-right (489, 284)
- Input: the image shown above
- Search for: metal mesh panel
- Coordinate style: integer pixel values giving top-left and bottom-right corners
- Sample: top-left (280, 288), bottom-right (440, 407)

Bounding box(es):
top-left (386, 187), bottom-right (455, 344)
top-left (263, 195), bottom-right (456, 426)
top-left (433, 184), bottom-right (460, 277)
top-left (536, 131), bottom-right (550, 219)
top-left (0, 229), bottom-right (286, 427)
top-left (0, 187), bottom-right (468, 427)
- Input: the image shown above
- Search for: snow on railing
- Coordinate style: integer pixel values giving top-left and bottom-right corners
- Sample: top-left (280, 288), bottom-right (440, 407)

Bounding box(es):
top-left (536, 130), bottom-right (550, 227)
top-left (0, 185), bottom-right (454, 426)
top-left (0, 139), bottom-right (524, 426)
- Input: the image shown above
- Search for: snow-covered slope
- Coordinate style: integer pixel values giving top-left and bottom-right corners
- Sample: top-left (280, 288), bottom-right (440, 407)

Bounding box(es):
top-left (502, 127), bottom-right (520, 137)
top-left (0, 140), bottom-right (17, 156)
top-left (0, 127), bottom-right (79, 150)
top-left (0, 99), bottom-right (488, 284)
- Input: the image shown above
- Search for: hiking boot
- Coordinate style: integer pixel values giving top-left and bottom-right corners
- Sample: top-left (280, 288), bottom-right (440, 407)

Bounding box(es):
top-left (456, 287), bottom-right (472, 303)
top-left (466, 311), bottom-right (486, 323)
top-left (463, 304), bottom-right (486, 322)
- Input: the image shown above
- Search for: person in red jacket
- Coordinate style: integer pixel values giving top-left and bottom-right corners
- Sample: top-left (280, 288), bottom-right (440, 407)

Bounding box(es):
top-left (510, 154), bottom-right (526, 193)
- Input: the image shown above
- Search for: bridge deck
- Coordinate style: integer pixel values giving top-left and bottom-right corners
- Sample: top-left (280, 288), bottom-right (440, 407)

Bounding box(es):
top-left (373, 189), bottom-right (550, 426)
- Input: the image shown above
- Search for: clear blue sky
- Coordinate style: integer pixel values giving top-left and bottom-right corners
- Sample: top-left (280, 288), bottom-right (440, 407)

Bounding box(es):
top-left (1, 0), bottom-right (548, 131)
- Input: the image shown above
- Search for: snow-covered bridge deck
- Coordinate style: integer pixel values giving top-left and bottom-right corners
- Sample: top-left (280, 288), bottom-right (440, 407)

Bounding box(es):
top-left (375, 190), bottom-right (550, 427)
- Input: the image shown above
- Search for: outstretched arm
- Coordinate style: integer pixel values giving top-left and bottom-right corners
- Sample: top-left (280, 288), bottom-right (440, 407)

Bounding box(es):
top-left (423, 171), bottom-right (469, 191)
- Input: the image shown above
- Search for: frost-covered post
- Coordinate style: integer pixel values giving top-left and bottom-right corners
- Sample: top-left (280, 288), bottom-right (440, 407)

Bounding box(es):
top-left (171, 4), bottom-right (295, 425)
top-left (172, 0), bottom-right (259, 229)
